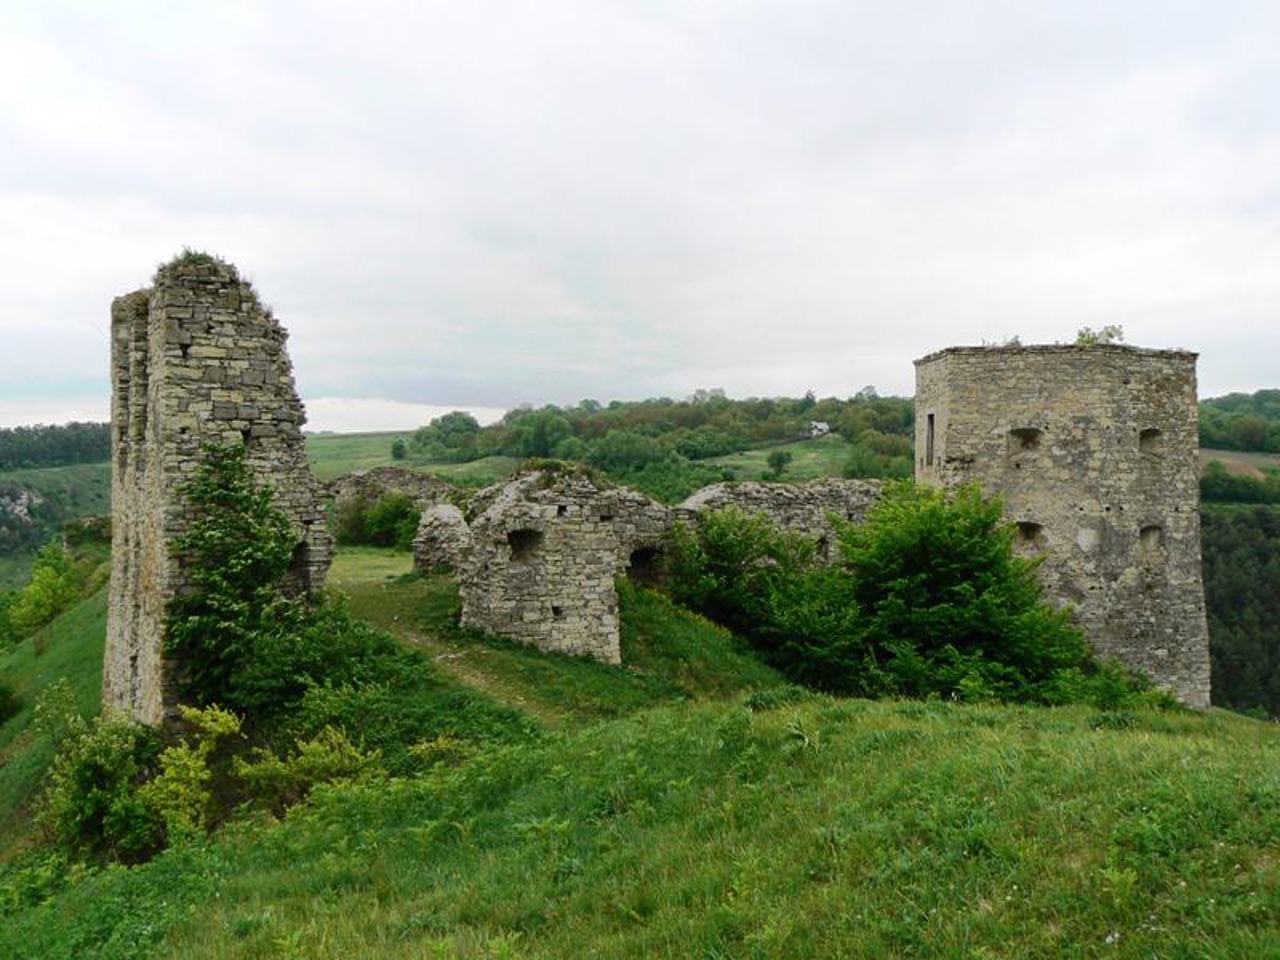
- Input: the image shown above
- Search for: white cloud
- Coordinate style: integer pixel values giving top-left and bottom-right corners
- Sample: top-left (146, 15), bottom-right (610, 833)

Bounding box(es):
top-left (1, 0), bottom-right (1278, 427)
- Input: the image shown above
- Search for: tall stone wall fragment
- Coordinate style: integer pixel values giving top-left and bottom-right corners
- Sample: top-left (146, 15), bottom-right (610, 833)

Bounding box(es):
top-left (914, 344), bottom-right (1211, 706)
top-left (105, 258), bottom-right (332, 726)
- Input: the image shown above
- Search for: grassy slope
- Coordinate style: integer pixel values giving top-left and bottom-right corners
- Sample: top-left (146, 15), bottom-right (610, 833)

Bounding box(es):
top-left (0, 462), bottom-right (111, 589)
top-left (1200, 447), bottom-right (1280, 480)
top-left (704, 433), bottom-right (854, 482)
top-left (2, 548), bottom-right (1279, 957)
top-left (0, 587), bottom-right (106, 858)
top-left (330, 547), bottom-right (783, 726)
top-left (4, 696), bottom-right (1277, 959)
top-left (304, 432), bottom-right (518, 485)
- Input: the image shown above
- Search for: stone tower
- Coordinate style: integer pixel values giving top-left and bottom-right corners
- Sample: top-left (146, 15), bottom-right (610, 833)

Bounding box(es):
top-left (914, 344), bottom-right (1210, 707)
top-left (106, 256), bottom-right (332, 726)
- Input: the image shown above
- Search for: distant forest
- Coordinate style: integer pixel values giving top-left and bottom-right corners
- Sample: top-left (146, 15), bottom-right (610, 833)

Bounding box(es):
top-left (406, 389), bottom-right (915, 501)
top-left (0, 422), bottom-right (110, 470)
top-left (1199, 389), bottom-right (1280, 452)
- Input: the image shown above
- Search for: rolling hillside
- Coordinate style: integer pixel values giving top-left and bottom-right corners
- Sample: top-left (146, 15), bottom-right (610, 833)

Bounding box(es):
top-left (0, 548), bottom-right (1277, 958)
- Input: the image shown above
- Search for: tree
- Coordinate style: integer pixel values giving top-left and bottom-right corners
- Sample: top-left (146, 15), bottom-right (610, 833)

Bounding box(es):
top-left (166, 443), bottom-right (298, 707)
top-left (765, 450), bottom-right (793, 479)
top-left (390, 437), bottom-right (407, 461)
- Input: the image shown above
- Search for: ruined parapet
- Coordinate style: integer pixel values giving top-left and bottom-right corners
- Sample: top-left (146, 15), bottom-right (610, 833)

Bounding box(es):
top-left (458, 468), bottom-right (669, 663)
top-left (676, 478), bottom-right (883, 560)
top-left (914, 344), bottom-right (1210, 706)
top-left (413, 502), bottom-right (472, 572)
top-left (106, 256), bottom-right (333, 726)
top-left (325, 466), bottom-right (454, 508)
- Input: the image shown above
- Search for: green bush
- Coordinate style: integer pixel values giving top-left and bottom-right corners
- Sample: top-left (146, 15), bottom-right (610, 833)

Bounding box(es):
top-left (235, 726), bottom-right (379, 817)
top-left (8, 543), bottom-right (80, 638)
top-left (166, 444), bottom-right (297, 709)
top-left (669, 482), bottom-right (1154, 706)
top-left (332, 492), bottom-right (420, 549)
top-left (37, 714), bottom-right (165, 864)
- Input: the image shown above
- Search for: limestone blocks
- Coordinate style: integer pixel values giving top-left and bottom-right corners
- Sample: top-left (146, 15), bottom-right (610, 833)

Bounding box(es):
top-left (105, 256), bottom-right (333, 726)
top-left (914, 344), bottom-right (1211, 706)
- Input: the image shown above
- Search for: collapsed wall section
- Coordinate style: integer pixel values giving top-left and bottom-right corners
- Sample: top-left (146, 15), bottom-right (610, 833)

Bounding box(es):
top-left (458, 469), bottom-right (669, 663)
top-left (914, 344), bottom-right (1210, 706)
top-left (435, 471), bottom-right (883, 664)
top-left (105, 258), bottom-right (332, 726)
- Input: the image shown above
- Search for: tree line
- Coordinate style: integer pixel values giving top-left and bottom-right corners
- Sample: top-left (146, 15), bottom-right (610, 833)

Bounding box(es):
top-left (0, 423), bottom-right (111, 471)
top-left (1199, 389), bottom-right (1280, 453)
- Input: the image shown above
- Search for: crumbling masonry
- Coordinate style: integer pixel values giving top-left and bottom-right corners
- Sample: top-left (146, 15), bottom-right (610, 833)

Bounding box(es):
top-left (915, 345), bottom-right (1211, 707)
top-left (418, 472), bottom-right (882, 663)
top-left (106, 258), bottom-right (332, 726)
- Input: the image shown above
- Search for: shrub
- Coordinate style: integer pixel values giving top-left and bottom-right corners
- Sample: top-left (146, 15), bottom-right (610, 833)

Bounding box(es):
top-left (235, 726), bottom-right (378, 817)
top-left (166, 443), bottom-right (298, 709)
top-left (670, 482), bottom-right (1153, 706)
top-left (0, 682), bottom-right (19, 725)
top-left (8, 543), bottom-right (80, 638)
top-left (37, 714), bottom-right (164, 864)
top-left (332, 492), bottom-right (420, 549)
top-left (138, 706), bottom-right (242, 840)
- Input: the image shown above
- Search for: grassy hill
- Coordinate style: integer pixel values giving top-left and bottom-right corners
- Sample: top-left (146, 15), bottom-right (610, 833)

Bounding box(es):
top-left (0, 463), bottom-right (110, 588)
top-left (1, 548), bottom-right (1278, 958)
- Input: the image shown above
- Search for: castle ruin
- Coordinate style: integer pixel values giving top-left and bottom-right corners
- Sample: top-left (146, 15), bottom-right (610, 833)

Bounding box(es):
top-left (419, 472), bottom-right (884, 663)
top-left (106, 258), bottom-right (332, 726)
top-left (914, 344), bottom-right (1211, 706)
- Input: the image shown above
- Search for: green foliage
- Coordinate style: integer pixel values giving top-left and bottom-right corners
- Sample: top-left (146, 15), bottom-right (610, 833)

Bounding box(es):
top-left (1203, 505), bottom-right (1280, 718)
top-left (670, 484), bottom-right (1151, 706)
top-left (0, 682), bottom-right (19, 726)
top-left (332, 492), bottom-right (420, 549)
top-left (765, 449), bottom-right (793, 479)
top-left (165, 443), bottom-right (298, 708)
top-left (389, 437), bottom-right (407, 460)
top-left (4, 697), bottom-right (1277, 959)
top-left (235, 726), bottom-right (378, 817)
top-left (154, 247), bottom-right (237, 282)
top-left (1201, 460), bottom-right (1280, 503)
top-left (1200, 389), bottom-right (1280, 453)
top-left (137, 706), bottom-right (241, 840)
top-left (0, 422), bottom-right (110, 471)
top-left (1074, 324), bottom-right (1125, 346)
top-left (7, 543), bottom-right (80, 639)
top-left (409, 410), bottom-right (482, 461)
top-left (36, 714), bottom-right (164, 864)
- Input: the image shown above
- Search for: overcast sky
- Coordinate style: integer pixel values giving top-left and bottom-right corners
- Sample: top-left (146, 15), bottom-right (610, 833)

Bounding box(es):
top-left (3, 1), bottom-right (1278, 431)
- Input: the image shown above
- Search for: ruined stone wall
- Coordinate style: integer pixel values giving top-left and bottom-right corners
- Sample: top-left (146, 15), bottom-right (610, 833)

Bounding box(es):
top-left (676, 478), bottom-right (883, 561)
top-left (914, 344), bottom-right (1210, 706)
top-left (439, 472), bottom-right (882, 663)
top-left (106, 259), bottom-right (332, 726)
top-left (413, 502), bottom-right (472, 571)
top-left (325, 466), bottom-right (453, 508)
top-left (457, 470), bottom-right (669, 663)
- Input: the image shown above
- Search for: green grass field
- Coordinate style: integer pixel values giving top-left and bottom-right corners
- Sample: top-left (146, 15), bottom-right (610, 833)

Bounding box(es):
top-left (305, 432), bottom-right (520, 487)
top-left (2, 547), bottom-right (1279, 957)
top-left (704, 434), bottom-right (855, 482)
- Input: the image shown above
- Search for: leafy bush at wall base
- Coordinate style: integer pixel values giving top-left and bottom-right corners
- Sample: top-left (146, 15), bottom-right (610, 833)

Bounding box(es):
top-left (668, 483), bottom-right (1158, 707)
top-left (36, 715), bottom-right (165, 865)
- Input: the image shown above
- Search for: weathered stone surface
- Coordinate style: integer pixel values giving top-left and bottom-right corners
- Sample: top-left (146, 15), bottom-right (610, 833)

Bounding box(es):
top-left (457, 469), bottom-right (670, 663)
top-left (412, 503), bottom-right (472, 572)
top-left (441, 471), bottom-right (884, 663)
top-left (105, 260), bottom-right (332, 727)
top-left (914, 344), bottom-right (1210, 707)
top-left (324, 466), bottom-right (454, 509)
top-left (676, 478), bottom-right (882, 561)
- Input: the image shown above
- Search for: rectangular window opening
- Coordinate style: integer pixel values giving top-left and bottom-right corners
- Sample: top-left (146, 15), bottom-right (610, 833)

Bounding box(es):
top-left (926, 413), bottom-right (935, 467)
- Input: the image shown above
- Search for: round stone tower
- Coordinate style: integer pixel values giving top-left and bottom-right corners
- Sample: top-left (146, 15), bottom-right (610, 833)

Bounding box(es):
top-left (914, 344), bottom-right (1210, 707)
